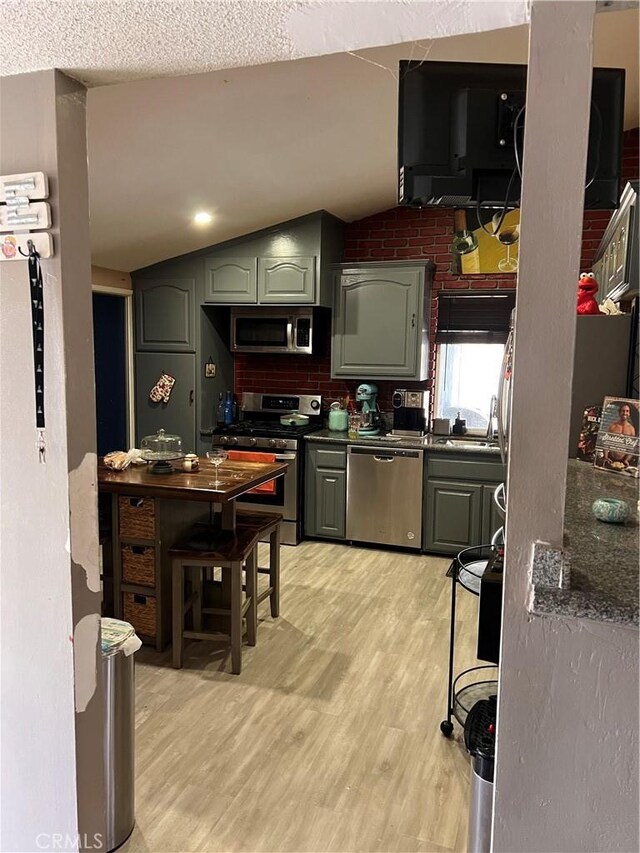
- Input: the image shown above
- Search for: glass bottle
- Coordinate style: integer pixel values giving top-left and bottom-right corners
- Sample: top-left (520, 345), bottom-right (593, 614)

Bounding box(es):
top-left (216, 392), bottom-right (224, 426)
top-left (223, 391), bottom-right (235, 425)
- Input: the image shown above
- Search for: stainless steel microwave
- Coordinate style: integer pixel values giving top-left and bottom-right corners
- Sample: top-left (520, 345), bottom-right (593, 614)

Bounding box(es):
top-left (231, 307), bottom-right (313, 355)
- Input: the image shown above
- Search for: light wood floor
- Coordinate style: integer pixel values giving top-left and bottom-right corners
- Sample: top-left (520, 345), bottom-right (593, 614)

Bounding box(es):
top-left (122, 540), bottom-right (481, 853)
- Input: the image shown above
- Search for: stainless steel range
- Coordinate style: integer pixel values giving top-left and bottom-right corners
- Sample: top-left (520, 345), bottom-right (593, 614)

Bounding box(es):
top-left (211, 393), bottom-right (322, 544)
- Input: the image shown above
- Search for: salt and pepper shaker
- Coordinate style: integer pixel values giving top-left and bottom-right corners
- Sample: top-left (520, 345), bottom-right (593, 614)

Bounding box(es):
top-left (182, 453), bottom-right (199, 472)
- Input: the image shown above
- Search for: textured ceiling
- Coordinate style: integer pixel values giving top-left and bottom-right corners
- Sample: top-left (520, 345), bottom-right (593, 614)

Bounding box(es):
top-left (1, 0), bottom-right (529, 85)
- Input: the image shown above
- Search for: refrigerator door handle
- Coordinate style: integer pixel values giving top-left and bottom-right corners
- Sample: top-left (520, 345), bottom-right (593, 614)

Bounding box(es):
top-left (497, 328), bottom-right (513, 466)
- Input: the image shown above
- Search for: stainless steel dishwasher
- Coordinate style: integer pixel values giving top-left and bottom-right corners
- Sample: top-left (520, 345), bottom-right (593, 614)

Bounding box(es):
top-left (346, 445), bottom-right (424, 549)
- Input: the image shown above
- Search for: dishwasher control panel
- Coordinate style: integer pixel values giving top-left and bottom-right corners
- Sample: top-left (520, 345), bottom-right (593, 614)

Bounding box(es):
top-left (348, 447), bottom-right (422, 458)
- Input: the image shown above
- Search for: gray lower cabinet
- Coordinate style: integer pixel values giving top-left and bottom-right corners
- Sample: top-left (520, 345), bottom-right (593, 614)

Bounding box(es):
top-left (305, 444), bottom-right (346, 539)
top-left (424, 453), bottom-right (506, 555)
top-left (135, 352), bottom-right (196, 448)
top-left (258, 256), bottom-right (316, 304)
top-left (331, 262), bottom-right (432, 379)
top-left (204, 257), bottom-right (257, 304)
top-left (425, 480), bottom-right (482, 554)
top-left (135, 278), bottom-right (196, 352)
top-left (313, 470), bottom-right (346, 538)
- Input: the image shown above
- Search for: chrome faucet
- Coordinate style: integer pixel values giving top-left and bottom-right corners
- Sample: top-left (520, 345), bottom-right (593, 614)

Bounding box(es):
top-left (487, 395), bottom-right (497, 439)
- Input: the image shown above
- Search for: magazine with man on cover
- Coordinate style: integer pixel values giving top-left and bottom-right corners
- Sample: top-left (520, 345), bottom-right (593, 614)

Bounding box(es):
top-left (593, 397), bottom-right (639, 478)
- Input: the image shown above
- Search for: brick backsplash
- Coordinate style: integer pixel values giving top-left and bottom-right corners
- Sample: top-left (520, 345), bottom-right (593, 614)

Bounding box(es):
top-left (235, 128), bottom-right (638, 414)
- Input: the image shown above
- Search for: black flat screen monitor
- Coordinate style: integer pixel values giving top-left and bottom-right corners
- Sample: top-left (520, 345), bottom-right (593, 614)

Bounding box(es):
top-left (398, 61), bottom-right (625, 210)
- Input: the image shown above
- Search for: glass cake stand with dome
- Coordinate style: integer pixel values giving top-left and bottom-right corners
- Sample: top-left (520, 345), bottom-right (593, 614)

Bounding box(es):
top-left (140, 428), bottom-right (184, 475)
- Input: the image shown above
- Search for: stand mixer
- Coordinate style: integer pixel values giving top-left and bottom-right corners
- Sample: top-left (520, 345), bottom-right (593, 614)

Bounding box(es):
top-left (356, 383), bottom-right (382, 436)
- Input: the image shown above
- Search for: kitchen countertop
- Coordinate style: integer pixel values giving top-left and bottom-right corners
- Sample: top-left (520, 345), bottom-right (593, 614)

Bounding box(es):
top-left (305, 429), bottom-right (502, 455)
top-left (532, 460), bottom-right (639, 627)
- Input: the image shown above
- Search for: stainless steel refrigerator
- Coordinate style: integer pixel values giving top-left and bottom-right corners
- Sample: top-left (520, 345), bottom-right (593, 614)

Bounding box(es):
top-left (496, 312), bottom-right (633, 468)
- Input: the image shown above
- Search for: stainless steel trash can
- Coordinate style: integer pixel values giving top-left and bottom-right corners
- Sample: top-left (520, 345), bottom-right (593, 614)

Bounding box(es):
top-left (464, 695), bottom-right (497, 853)
top-left (101, 619), bottom-right (138, 852)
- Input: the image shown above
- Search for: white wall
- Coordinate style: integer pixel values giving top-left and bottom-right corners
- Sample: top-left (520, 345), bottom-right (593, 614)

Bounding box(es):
top-left (494, 3), bottom-right (639, 850)
top-left (495, 615), bottom-right (638, 852)
top-left (0, 271), bottom-right (79, 850)
top-left (0, 196), bottom-right (79, 851)
top-left (0, 69), bottom-right (102, 852)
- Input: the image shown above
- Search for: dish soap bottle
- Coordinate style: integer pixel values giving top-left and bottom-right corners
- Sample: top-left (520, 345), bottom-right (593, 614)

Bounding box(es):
top-left (453, 412), bottom-right (467, 436)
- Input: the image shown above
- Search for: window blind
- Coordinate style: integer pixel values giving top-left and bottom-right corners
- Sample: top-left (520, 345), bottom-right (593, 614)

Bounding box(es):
top-left (436, 291), bottom-right (516, 344)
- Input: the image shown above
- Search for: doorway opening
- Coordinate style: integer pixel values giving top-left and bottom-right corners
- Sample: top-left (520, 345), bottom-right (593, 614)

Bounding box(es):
top-left (92, 287), bottom-right (135, 455)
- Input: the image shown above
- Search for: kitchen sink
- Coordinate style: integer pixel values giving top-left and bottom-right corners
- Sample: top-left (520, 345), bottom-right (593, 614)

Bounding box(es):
top-left (433, 437), bottom-right (500, 448)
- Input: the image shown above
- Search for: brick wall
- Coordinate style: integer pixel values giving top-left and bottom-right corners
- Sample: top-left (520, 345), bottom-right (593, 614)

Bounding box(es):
top-left (235, 128), bottom-right (638, 412)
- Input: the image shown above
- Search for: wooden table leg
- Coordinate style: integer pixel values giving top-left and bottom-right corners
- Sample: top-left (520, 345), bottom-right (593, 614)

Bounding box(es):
top-left (192, 565), bottom-right (203, 631)
top-left (221, 500), bottom-right (236, 531)
top-left (245, 549), bottom-right (257, 647)
top-left (112, 493), bottom-right (123, 619)
top-left (230, 560), bottom-right (242, 674)
top-left (270, 524), bottom-right (281, 618)
top-left (172, 559), bottom-right (184, 669)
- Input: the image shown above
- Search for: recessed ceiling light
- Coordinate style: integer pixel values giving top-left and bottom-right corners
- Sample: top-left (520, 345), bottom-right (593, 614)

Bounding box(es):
top-left (193, 211), bottom-right (213, 225)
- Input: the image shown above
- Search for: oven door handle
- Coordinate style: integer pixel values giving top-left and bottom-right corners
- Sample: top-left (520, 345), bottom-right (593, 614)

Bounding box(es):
top-left (274, 454), bottom-right (296, 461)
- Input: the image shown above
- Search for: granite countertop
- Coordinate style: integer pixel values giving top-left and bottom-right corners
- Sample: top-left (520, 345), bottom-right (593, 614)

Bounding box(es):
top-left (306, 429), bottom-right (502, 455)
top-left (532, 460), bottom-right (639, 627)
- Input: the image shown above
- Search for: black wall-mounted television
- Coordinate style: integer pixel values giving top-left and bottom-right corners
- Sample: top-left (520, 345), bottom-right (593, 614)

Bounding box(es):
top-left (398, 61), bottom-right (625, 210)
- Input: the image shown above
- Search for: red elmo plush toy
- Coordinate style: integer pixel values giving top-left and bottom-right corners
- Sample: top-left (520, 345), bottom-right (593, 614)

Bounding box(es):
top-left (577, 272), bottom-right (601, 315)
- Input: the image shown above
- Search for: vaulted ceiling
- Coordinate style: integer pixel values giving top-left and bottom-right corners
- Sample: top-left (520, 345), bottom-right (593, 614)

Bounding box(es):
top-left (2, 2), bottom-right (637, 271)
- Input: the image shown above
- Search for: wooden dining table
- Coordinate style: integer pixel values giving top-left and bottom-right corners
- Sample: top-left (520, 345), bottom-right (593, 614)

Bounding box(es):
top-left (98, 458), bottom-right (287, 528)
top-left (97, 457), bottom-right (287, 649)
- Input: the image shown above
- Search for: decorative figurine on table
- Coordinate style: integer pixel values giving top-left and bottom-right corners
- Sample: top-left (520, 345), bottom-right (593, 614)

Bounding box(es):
top-left (576, 271), bottom-right (601, 315)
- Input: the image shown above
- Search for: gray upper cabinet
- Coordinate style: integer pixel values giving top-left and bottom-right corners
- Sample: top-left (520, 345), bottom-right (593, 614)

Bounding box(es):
top-left (258, 256), bottom-right (316, 304)
top-left (204, 257), bottom-right (257, 304)
top-left (163, 211), bottom-right (343, 308)
top-left (135, 278), bottom-right (196, 352)
top-left (332, 262), bottom-right (432, 379)
top-left (595, 182), bottom-right (638, 304)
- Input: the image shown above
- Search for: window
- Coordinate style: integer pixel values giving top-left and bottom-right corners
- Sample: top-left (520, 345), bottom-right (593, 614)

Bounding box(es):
top-left (434, 291), bottom-right (515, 434)
top-left (435, 342), bottom-right (504, 431)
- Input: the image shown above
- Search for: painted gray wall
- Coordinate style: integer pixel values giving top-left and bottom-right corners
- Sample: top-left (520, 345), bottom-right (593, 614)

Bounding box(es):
top-left (0, 69), bottom-right (105, 851)
top-left (569, 315), bottom-right (632, 455)
top-left (495, 4), bottom-right (639, 851)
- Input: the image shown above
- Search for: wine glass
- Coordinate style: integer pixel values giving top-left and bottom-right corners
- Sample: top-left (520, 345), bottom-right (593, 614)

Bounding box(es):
top-left (206, 449), bottom-right (228, 486)
top-left (492, 213), bottom-right (520, 272)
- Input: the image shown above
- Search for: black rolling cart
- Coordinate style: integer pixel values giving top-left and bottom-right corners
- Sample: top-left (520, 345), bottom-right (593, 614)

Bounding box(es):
top-left (440, 544), bottom-right (500, 738)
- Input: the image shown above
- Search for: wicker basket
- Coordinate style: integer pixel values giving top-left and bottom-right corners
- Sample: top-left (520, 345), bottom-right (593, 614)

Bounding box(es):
top-left (121, 544), bottom-right (155, 586)
top-left (119, 496), bottom-right (155, 539)
top-left (123, 592), bottom-right (157, 639)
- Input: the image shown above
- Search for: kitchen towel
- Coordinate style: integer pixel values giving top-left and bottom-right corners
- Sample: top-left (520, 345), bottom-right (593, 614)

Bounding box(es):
top-left (227, 450), bottom-right (277, 494)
